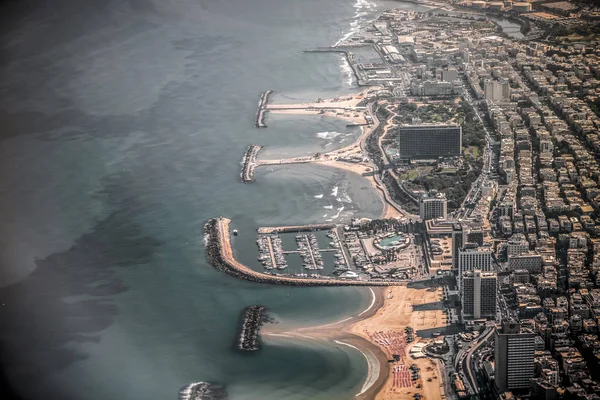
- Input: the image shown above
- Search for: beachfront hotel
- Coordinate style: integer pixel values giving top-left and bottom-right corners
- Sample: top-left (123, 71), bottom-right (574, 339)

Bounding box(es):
top-left (494, 321), bottom-right (536, 392)
top-left (419, 191), bottom-right (448, 221)
top-left (461, 270), bottom-right (497, 320)
top-left (397, 124), bottom-right (462, 160)
top-left (457, 244), bottom-right (493, 291)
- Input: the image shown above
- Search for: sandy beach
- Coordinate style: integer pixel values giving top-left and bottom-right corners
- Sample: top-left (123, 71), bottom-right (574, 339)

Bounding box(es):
top-left (265, 86), bottom-right (380, 125)
top-left (350, 285), bottom-right (447, 400)
top-left (262, 287), bottom-right (389, 399)
top-left (262, 284), bottom-right (447, 399)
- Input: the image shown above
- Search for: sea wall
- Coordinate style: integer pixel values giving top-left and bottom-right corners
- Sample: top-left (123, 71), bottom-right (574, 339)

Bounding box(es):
top-left (204, 217), bottom-right (402, 287)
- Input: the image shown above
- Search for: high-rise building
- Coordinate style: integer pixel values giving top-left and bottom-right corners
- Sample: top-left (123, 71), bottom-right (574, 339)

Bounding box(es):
top-left (452, 223), bottom-right (464, 275)
top-left (457, 244), bottom-right (493, 290)
top-left (461, 270), bottom-right (497, 319)
top-left (484, 79), bottom-right (510, 102)
top-left (419, 192), bottom-right (447, 221)
top-left (397, 124), bottom-right (462, 160)
top-left (494, 321), bottom-right (536, 392)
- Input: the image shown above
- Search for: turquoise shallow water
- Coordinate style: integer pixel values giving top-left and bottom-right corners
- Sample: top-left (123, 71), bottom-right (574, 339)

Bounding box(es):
top-left (0, 0), bottom-right (522, 398)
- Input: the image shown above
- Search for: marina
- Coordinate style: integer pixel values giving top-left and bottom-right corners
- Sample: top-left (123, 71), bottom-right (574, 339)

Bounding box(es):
top-left (204, 217), bottom-right (404, 286)
top-left (253, 218), bottom-right (426, 281)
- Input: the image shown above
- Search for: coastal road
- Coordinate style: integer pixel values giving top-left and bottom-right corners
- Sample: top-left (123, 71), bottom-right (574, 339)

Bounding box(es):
top-left (461, 327), bottom-right (494, 397)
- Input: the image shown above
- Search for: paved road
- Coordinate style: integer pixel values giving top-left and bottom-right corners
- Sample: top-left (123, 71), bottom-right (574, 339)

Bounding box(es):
top-left (462, 327), bottom-right (494, 397)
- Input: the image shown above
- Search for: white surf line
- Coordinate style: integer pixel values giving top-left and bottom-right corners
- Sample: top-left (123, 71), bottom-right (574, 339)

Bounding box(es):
top-left (358, 288), bottom-right (376, 317)
top-left (334, 340), bottom-right (380, 397)
top-left (307, 316), bottom-right (353, 330)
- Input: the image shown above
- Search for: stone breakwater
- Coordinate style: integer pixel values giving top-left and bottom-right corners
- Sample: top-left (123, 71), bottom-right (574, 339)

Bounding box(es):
top-left (240, 144), bottom-right (263, 183)
top-left (204, 217), bottom-right (402, 287)
top-left (237, 305), bottom-right (267, 351)
top-left (179, 382), bottom-right (227, 400)
top-left (255, 90), bottom-right (273, 128)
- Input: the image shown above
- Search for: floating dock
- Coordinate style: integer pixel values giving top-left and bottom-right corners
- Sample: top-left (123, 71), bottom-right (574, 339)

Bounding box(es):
top-left (255, 90), bottom-right (273, 128)
top-left (240, 144), bottom-right (263, 183)
top-left (237, 305), bottom-right (267, 351)
top-left (204, 217), bottom-right (403, 286)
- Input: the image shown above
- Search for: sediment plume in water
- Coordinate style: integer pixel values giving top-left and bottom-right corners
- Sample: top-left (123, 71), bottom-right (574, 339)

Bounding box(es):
top-left (180, 382), bottom-right (227, 400)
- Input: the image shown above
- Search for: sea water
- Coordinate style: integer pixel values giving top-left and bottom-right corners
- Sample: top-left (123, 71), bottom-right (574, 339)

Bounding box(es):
top-left (0, 0), bottom-right (520, 398)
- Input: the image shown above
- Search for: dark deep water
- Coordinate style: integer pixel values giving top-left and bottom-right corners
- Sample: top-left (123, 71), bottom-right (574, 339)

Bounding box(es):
top-left (0, 0), bottom-right (387, 399)
top-left (0, 0), bottom-right (521, 398)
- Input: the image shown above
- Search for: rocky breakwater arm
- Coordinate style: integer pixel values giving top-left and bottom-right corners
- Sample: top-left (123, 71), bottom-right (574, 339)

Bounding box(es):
top-left (204, 217), bottom-right (401, 287)
top-left (240, 144), bottom-right (263, 183)
top-left (255, 90), bottom-right (273, 128)
top-left (237, 305), bottom-right (267, 351)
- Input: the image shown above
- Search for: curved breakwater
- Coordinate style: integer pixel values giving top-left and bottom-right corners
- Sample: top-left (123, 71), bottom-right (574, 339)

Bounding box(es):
top-left (240, 144), bottom-right (263, 183)
top-left (255, 90), bottom-right (273, 128)
top-left (204, 217), bottom-right (401, 287)
top-left (237, 305), bottom-right (267, 351)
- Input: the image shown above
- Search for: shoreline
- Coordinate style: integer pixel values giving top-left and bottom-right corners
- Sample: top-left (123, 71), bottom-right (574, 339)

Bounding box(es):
top-left (263, 284), bottom-right (447, 400)
top-left (262, 287), bottom-right (390, 400)
top-left (256, 88), bottom-right (411, 220)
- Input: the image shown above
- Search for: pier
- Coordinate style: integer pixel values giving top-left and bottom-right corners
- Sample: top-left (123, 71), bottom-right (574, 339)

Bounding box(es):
top-left (255, 90), bottom-right (273, 128)
top-left (302, 48), bottom-right (368, 86)
top-left (237, 305), bottom-right (267, 351)
top-left (204, 217), bottom-right (402, 286)
top-left (240, 144), bottom-right (263, 183)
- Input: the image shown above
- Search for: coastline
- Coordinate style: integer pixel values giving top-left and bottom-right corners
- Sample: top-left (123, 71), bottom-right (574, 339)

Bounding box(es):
top-left (260, 88), bottom-right (411, 219)
top-left (262, 287), bottom-right (390, 400)
top-left (263, 284), bottom-right (448, 400)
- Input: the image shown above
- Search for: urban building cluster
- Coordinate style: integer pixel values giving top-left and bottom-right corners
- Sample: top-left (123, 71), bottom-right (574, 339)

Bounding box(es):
top-left (437, 14), bottom-right (600, 400)
top-left (334, 4), bottom-right (600, 398)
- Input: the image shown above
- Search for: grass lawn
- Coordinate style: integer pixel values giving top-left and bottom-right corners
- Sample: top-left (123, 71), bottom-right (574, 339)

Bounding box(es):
top-left (463, 146), bottom-right (480, 159)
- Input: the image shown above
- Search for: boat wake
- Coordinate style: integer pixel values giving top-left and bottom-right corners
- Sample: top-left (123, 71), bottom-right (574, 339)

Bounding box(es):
top-left (180, 382), bottom-right (227, 400)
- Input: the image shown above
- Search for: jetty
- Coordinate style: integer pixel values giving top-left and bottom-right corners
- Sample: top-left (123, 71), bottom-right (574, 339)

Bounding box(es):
top-left (258, 223), bottom-right (335, 234)
top-left (255, 90), bottom-right (273, 128)
top-left (302, 48), bottom-right (367, 86)
top-left (237, 305), bottom-right (267, 351)
top-left (240, 144), bottom-right (263, 183)
top-left (204, 217), bottom-right (402, 286)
